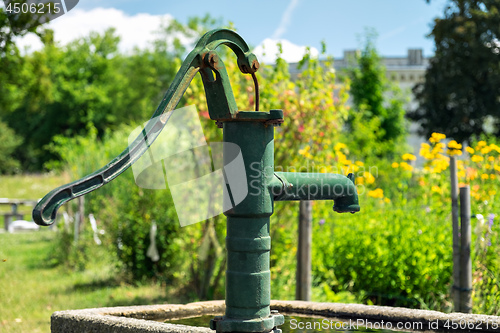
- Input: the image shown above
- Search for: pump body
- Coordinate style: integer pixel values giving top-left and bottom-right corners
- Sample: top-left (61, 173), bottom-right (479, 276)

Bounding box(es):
top-left (33, 29), bottom-right (360, 333)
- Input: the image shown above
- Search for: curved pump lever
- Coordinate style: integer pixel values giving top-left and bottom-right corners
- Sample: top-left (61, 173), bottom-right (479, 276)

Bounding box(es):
top-left (33, 29), bottom-right (260, 226)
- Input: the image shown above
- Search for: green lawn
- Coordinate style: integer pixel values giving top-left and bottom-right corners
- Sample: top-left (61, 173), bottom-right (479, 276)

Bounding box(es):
top-left (0, 173), bottom-right (69, 215)
top-left (0, 173), bottom-right (68, 199)
top-left (0, 231), bottom-right (177, 333)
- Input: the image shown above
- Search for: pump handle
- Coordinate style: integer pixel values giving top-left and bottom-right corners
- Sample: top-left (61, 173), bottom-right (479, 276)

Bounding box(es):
top-left (33, 29), bottom-right (259, 226)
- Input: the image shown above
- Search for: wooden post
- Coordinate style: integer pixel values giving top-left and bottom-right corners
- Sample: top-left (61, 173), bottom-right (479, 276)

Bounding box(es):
top-left (296, 200), bottom-right (312, 301)
top-left (450, 156), bottom-right (461, 311)
top-left (74, 211), bottom-right (79, 244)
top-left (78, 196), bottom-right (85, 232)
top-left (459, 186), bottom-right (472, 313)
top-left (74, 196), bottom-right (85, 244)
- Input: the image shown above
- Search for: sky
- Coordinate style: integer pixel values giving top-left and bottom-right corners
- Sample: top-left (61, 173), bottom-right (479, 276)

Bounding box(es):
top-left (10, 0), bottom-right (449, 63)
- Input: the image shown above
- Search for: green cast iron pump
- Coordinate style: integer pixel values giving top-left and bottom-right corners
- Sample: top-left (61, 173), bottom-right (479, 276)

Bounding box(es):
top-left (33, 29), bottom-right (360, 333)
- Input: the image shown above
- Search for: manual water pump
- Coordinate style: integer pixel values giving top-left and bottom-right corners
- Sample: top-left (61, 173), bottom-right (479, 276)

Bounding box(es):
top-left (33, 29), bottom-right (360, 333)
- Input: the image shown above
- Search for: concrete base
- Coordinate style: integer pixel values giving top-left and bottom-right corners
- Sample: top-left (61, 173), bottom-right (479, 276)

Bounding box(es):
top-left (51, 300), bottom-right (500, 332)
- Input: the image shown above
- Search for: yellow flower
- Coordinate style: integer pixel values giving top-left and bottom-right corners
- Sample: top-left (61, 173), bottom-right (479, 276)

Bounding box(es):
top-left (431, 186), bottom-right (442, 194)
top-left (488, 156), bottom-right (495, 162)
top-left (337, 152), bottom-right (348, 164)
top-left (363, 172), bottom-right (375, 185)
top-left (349, 164), bottom-right (360, 172)
top-left (447, 140), bottom-right (462, 150)
top-left (481, 146), bottom-right (492, 155)
top-left (491, 144), bottom-right (500, 153)
top-left (481, 174), bottom-right (489, 180)
top-left (399, 162), bottom-right (413, 171)
top-left (431, 157), bottom-right (449, 173)
top-left (466, 147), bottom-right (475, 154)
top-left (334, 143), bottom-right (347, 151)
top-left (368, 188), bottom-right (384, 199)
top-left (392, 162), bottom-right (399, 168)
top-left (355, 161), bottom-right (364, 167)
top-left (489, 190), bottom-right (497, 196)
top-left (491, 174), bottom-right (496, 180)
top-left (436, 153), bottom-right (449, 161)
top-left (435, 142), bottom-right (446, 150)
top-left (421, 143), bottom-right (431, 150)
top-left (476, 141), bottom-right (487, 149)
top-left (471, 155), bottom-right (484, 163)
top-left (422, 152), bottom-right (434, 160)
top-left (495, 165), bottom-right (500, 172)
top-left (429, 132), bottom-right (446, 143)
top-left (420, 147), bottom-right (430, 158)
top-left (420, 143), bottom-right (431, 158)
top-left (384, 197), bottom-right (391, 203)
top-left (447, 140), bottom-right (462, 156)
top-left (356, 177), bottom-right (364, 185)
top-left (402, 153), bottom-right (417, 161)
top-left (447, 149), bottom-right (463, 156)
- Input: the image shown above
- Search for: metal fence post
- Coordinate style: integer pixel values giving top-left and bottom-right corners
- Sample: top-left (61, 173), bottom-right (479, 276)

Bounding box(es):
top-left (459, 186), bottom-right (472, 313)
top-left (450, 156), bottom-right (461, 311)
top-left (296, 200), bottom-right (312, 301)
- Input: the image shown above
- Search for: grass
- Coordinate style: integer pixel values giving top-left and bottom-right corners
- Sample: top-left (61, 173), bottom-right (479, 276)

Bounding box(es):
top-left (0, 231), bottom-right (180, 333)
top-left (0, 173), bottom-right (69, 215)
top-left (0, 173), bottom-right (68, 199)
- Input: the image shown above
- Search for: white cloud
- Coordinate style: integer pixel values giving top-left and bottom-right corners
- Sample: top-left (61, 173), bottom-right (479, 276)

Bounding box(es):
top-left (12, 7), bottom-right (319, 65)
top-left (253, 38), bottom-right (319, 64)
top-left (272, 0), bottom-right (300, 39)
top-left (16, 8), bottom-right (175, 53)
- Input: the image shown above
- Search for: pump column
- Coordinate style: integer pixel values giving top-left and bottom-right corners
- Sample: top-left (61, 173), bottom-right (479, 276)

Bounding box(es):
top-left (210, 110), bottom-right (284, 333)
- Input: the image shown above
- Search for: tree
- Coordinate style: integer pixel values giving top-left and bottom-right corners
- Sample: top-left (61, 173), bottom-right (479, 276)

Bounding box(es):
top-left (3, 15), bottom-right (227, 171)
top-left (0, 120), bottom-right (22, 173)
top-left (0, 8), bottom-right (52, 173)
top-left (410, 0), bottom-right (500, 142)
top-left (347, 31), bottom-right (407, 158)
top-left (4, 28), bottom-right (129, 170)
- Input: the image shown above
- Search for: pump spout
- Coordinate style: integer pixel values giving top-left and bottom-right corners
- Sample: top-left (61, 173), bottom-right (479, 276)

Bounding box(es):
top-left (269, 172), bottom-right (360, 213)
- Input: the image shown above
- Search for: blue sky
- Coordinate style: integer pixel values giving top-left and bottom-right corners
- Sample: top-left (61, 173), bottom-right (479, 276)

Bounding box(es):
top-left (15, 0), bottom-right (449, 61)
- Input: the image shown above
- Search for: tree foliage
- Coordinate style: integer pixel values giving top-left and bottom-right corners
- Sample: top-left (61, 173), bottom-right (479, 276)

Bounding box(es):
top-left (0, 120), bottom-right (22, 173)
top-left (347, 32), bottom-right (407, 158)
top-left (0, 8), bottom-right (51, 172)
top-left (0, 13), bottom-right (228, 172)
top-left (410, 0), bottom-right (500, 142)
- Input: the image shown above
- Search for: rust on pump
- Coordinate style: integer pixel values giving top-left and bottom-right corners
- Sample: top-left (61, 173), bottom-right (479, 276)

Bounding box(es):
top-left (33, 29), bottom-right (360, 333)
